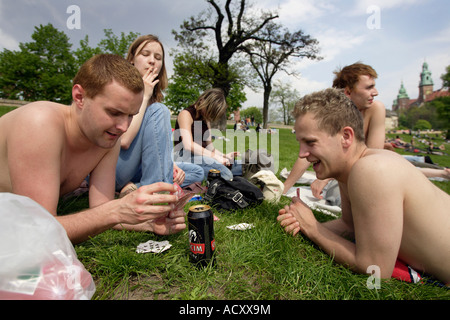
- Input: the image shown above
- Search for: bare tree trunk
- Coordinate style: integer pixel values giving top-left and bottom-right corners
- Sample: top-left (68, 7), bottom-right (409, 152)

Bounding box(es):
top-left (211, 65), bottom-right (231, 131)
top-left (262, 85), bottom-right (271, 129)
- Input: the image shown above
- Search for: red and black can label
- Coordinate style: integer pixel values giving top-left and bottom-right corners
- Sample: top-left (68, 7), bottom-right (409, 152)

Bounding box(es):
top-left (188, 205), bottom-right (215, 267)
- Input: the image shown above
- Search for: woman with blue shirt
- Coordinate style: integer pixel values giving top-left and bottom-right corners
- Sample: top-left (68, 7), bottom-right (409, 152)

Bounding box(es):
top-left (116, 35), bottom-right (204, 197)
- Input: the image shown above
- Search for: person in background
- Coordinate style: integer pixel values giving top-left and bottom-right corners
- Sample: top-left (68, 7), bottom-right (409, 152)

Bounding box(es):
top-left (115, 35), bottom-right (204, 199)
top-left (174, 88), bottom-right (241, 181)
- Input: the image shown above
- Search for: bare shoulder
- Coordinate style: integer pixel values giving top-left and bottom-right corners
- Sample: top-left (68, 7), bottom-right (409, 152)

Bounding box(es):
top-left (178, 109), bottom-right (194, 125)
top-left (372, 100), bottom-right (385, 109)
top-left (8, 102), bottom-right (65, 125)
top-left (373, 101), bottom-right (386, 117)
top-left (5, 102), bottom-right (67, 144)
top-left (369, 100), bottom-right (386, 117)
top-left (348, 149), bottom-right (406, 191)
top-left (178, 109), bottom-right (192, 118)
top-left (353, 149), bottom-right (404, 172)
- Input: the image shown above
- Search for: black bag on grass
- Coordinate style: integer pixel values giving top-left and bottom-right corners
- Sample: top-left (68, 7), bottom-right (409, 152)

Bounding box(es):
top-left (204, 176), bottom-right (264, 211)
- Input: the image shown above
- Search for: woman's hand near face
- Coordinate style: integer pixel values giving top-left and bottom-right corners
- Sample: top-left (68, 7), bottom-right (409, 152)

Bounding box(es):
top-left (142, 67), bottom-right (160, 102)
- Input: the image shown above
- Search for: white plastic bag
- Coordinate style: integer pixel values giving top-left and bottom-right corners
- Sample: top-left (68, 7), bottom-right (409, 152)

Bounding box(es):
top-left (0, 193), bottom-right (95, 300)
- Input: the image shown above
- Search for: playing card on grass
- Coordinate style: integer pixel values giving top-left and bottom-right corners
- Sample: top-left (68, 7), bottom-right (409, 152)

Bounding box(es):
top-left (136, 240), bottom-right (172, 254)
top-left (226, 223), bottom-right (255, 231)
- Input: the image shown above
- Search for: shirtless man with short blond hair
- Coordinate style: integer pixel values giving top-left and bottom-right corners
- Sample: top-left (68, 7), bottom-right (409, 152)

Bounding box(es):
top-left (283, 63), bottom-right (386, 197)
top-left (278, 88), bottom-right (450, 285)
top-left (283, 62), bottom-right (449, 198)
top-left (0, 54), bottom-right (186, 244)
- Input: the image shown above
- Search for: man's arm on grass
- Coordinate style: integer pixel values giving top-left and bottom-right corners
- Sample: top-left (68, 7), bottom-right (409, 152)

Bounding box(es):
top-left (321, 182), bottom-right (355, 239)
top-left (58, 183), bottom-right (179, 244)
top-left (278, 197), bottom-right (360, 268)
top-left (279, 159), bottom-right (403, 278)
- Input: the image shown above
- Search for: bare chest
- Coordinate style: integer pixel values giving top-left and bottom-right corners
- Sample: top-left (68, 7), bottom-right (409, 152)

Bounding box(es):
top-left (59, 148), bottom-right (108, 196)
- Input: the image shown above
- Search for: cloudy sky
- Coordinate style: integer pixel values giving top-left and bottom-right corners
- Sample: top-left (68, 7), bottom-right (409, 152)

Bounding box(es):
top-left (0, 0), bottom-right (449, 110)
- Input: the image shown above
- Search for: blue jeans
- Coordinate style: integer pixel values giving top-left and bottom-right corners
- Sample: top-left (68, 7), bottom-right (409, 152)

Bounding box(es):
top-left (175, 162), bottom-right (205, 187)
top-left (116, 103), bottom-right (173, 190)
top-left (174, 150), bottom-right (242, 181)
top-left (115, 103), bottom-right (204, 190)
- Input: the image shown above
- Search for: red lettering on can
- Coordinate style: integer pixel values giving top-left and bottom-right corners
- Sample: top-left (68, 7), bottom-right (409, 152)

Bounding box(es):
top-left (190, 243), bottom-right (205, 254)
top-left (211, 239), bottom-right (215, 251)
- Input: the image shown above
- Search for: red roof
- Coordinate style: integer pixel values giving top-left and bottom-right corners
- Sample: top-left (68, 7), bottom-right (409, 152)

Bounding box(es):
top-left (424, 89), bottom-right (450, 102)
top-left (406, 88), bottom-right (450, 108)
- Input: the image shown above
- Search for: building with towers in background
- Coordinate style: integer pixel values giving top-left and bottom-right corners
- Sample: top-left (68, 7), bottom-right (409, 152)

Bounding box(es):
top-left (392, 62), bottom-right (450, 112)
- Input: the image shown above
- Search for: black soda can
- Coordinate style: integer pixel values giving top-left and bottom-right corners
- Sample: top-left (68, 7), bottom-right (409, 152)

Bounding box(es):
top-left (188, 204), bottom-right (215, 267)
top-left (207, 169), bottom-right (220, 186)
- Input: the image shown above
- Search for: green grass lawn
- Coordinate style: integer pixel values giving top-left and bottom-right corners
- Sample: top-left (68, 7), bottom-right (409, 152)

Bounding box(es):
top-left (2, 106), bottom-right (449, 300)
top-left (59, 125), bottom-right (450, 301)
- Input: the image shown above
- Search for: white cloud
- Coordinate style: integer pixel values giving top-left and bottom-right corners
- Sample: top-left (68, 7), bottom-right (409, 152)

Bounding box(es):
top-left (313, 28), bottom-right (367, 63)
top-left (277, 0), bottom-right (336, 25)
top-left (242, 72), bottom-right (328, 109)
top-left (252, 0), bottom-right (336, 28)
top-left (0, 0), bottom-right (18, 50)
top-left (286, 76), bottom-right (328, 96)
top-left (0, 28), bottom-right (19, 50)
top-left (349, 0), bottom-right (428, 15)
top-left (428, 25), bottom-right (450, 44)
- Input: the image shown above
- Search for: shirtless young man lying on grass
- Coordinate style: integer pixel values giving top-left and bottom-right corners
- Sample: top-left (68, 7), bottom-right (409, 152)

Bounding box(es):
top-left (283, 63), bottom-right (449, 200)
top-left (0, 54), bottom-right (186, 244)
top-left (278, 88), bottom-right (450, 286)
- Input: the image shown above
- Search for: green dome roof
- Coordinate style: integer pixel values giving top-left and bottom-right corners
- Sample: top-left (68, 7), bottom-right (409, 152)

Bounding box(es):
top-left (397, 82), bottom-right (409, 99)
top-left (420, 62), bottom-right (434, 86)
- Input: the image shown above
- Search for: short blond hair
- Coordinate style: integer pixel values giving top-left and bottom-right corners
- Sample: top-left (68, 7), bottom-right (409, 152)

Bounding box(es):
top-left (73, 54), bottom-right (143, 98)
top-left (293, 88), bottom-right (365, 142)
top-left (194, 88), bottom-right (228, 122)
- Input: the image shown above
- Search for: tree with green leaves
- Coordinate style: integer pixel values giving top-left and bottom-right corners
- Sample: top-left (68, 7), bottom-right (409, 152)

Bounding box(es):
top-left (441, 65), bottom-right (450, 88)
top-left (74, 29), bottom-right (140, 68)
top-left (98, 29), bottom-right (141, 57)
top-left (413, 119), bottom-right (432, 131)
top-left (240, 106), bottom-right (262, 124)
top-left (436, 65), bottom-right (450, 138)
top-left (172, 0), bottom-right (283, 129)
top-left (73, 35), bottom-right (102, 69)
top-left (0, 24), bottom-right (76, 104)
top-left (165, 51), bottom-right (247, 115)
top-left (242, 21), bottom-right (321, 127)
top-left (165, 52), bottom-right (217, 114)
top-left (428, 96), bottom-right (450, 139)
top-left (271, 80), bottom-right (301, 126)
top-left (0, 25), bottom-right (140, 104)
